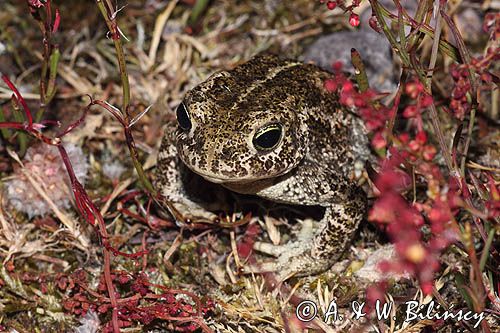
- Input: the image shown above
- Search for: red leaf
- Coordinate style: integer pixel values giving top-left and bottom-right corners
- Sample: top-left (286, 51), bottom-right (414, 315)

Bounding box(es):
top-left (52, 8), bottom-right (61, 33)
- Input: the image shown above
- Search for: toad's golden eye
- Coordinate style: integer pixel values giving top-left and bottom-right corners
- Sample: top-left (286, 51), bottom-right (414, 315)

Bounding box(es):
top-left (252, 124), bottom-right (283, 151)
top-left (176, 102), bottom-right (191, 131)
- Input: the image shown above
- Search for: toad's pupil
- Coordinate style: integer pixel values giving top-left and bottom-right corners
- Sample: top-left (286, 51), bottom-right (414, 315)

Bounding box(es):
top-left (176, 103), bottom-right (192, 130)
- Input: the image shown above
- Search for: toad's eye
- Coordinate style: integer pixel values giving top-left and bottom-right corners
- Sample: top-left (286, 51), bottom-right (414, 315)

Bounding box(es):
top-left (252, 124), bottom-right (283, 151)
top-left (176, 103), bottom-right (192, 131)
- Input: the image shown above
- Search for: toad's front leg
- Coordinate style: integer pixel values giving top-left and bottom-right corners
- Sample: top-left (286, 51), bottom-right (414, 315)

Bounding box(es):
top-left (155, 130), bottom-right (219, 223)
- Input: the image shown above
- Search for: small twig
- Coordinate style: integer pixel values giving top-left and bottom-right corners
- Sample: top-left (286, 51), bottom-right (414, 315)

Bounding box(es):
top-left (423, 1), bottom-right (454, 173)
top-left (426, 2), bottom-right (442, 88)
top-left (386, 75), bottom-right (404, 139)
top-left (370, 0), bottom-right (411, 67)
top-left (95, 0), bottom-right (130, 119)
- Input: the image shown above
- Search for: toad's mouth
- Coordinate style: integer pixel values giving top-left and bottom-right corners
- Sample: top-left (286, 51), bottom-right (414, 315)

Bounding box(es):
top-left (177, 143), bottom-right (294, 188)
top-left (182, 163), bottom-right (283, 195)
top-left (185, 162), bottom-right (280, 184)
top-left (198, 171), bottom-right (281, 195)
top-left (179, 156), bottom-right (288, 190)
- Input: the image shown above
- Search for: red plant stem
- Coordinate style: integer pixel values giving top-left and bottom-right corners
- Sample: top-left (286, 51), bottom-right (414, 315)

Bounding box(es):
top-left (57, 99), bottom-right (91, 137)
top-left (45, 0), bottom-right (52, 32)
top-left (141, 231), bottom-right (148, 271)
top-left (0, 122), bottom-right (25, 130)
top-left (57, 145), bottom-right (122, 332)
top-left (1, 75), bottom-right (33, 126)
top-left (52, 8), bottom-right (61, 33)
top-left (118, 207), bottom-right (147, 223)
top-left (103, 249), bottom-right (120, 333)
top-left (91, 99), bottom-right (126, 127)
top-left (0, 120), bottom-right (59, 145)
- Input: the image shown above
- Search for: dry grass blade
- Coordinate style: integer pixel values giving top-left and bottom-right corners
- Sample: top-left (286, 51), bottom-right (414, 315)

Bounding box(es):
top-left (148, 0), bottom-right (179, 68)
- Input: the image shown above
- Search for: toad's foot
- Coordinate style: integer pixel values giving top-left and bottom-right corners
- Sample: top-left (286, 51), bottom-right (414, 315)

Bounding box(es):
top-left (245, 219), bottom-right (337, 280)
top-left (246, 243), bottom-right (337, 281)
top-left (164, 198), bottom-right (219, 224)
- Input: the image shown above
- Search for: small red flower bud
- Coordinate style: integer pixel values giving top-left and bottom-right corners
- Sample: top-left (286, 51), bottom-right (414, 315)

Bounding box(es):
top-left (331, 61), bottom-right (343, 72)
top-left (421, 94), bottom-right (433, 107)
top-left (421, 281), bottom-right (434, 295)
top-left (326, 1), bottom-right (337, 10)
top-left (371, 132), bottom-right (387, 149)
top-left (405, 81), bottom-right (424, 99)
top-left (403, 105), bottom-right (418, 118)
top-left (349, 13), bottom-right (360, 27)
top-left (398, 133), bottom-right (410, 143)
top-left (408, 140), bottom-right (420, 151)
top-left (342, 80), bottom-right (354, 93)
top-left (416, 131), bottom-right (427, 144)
top-left (423, 145), bottom-right (437, 161)
top-left (324, 79), bottom-right (337, 92)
